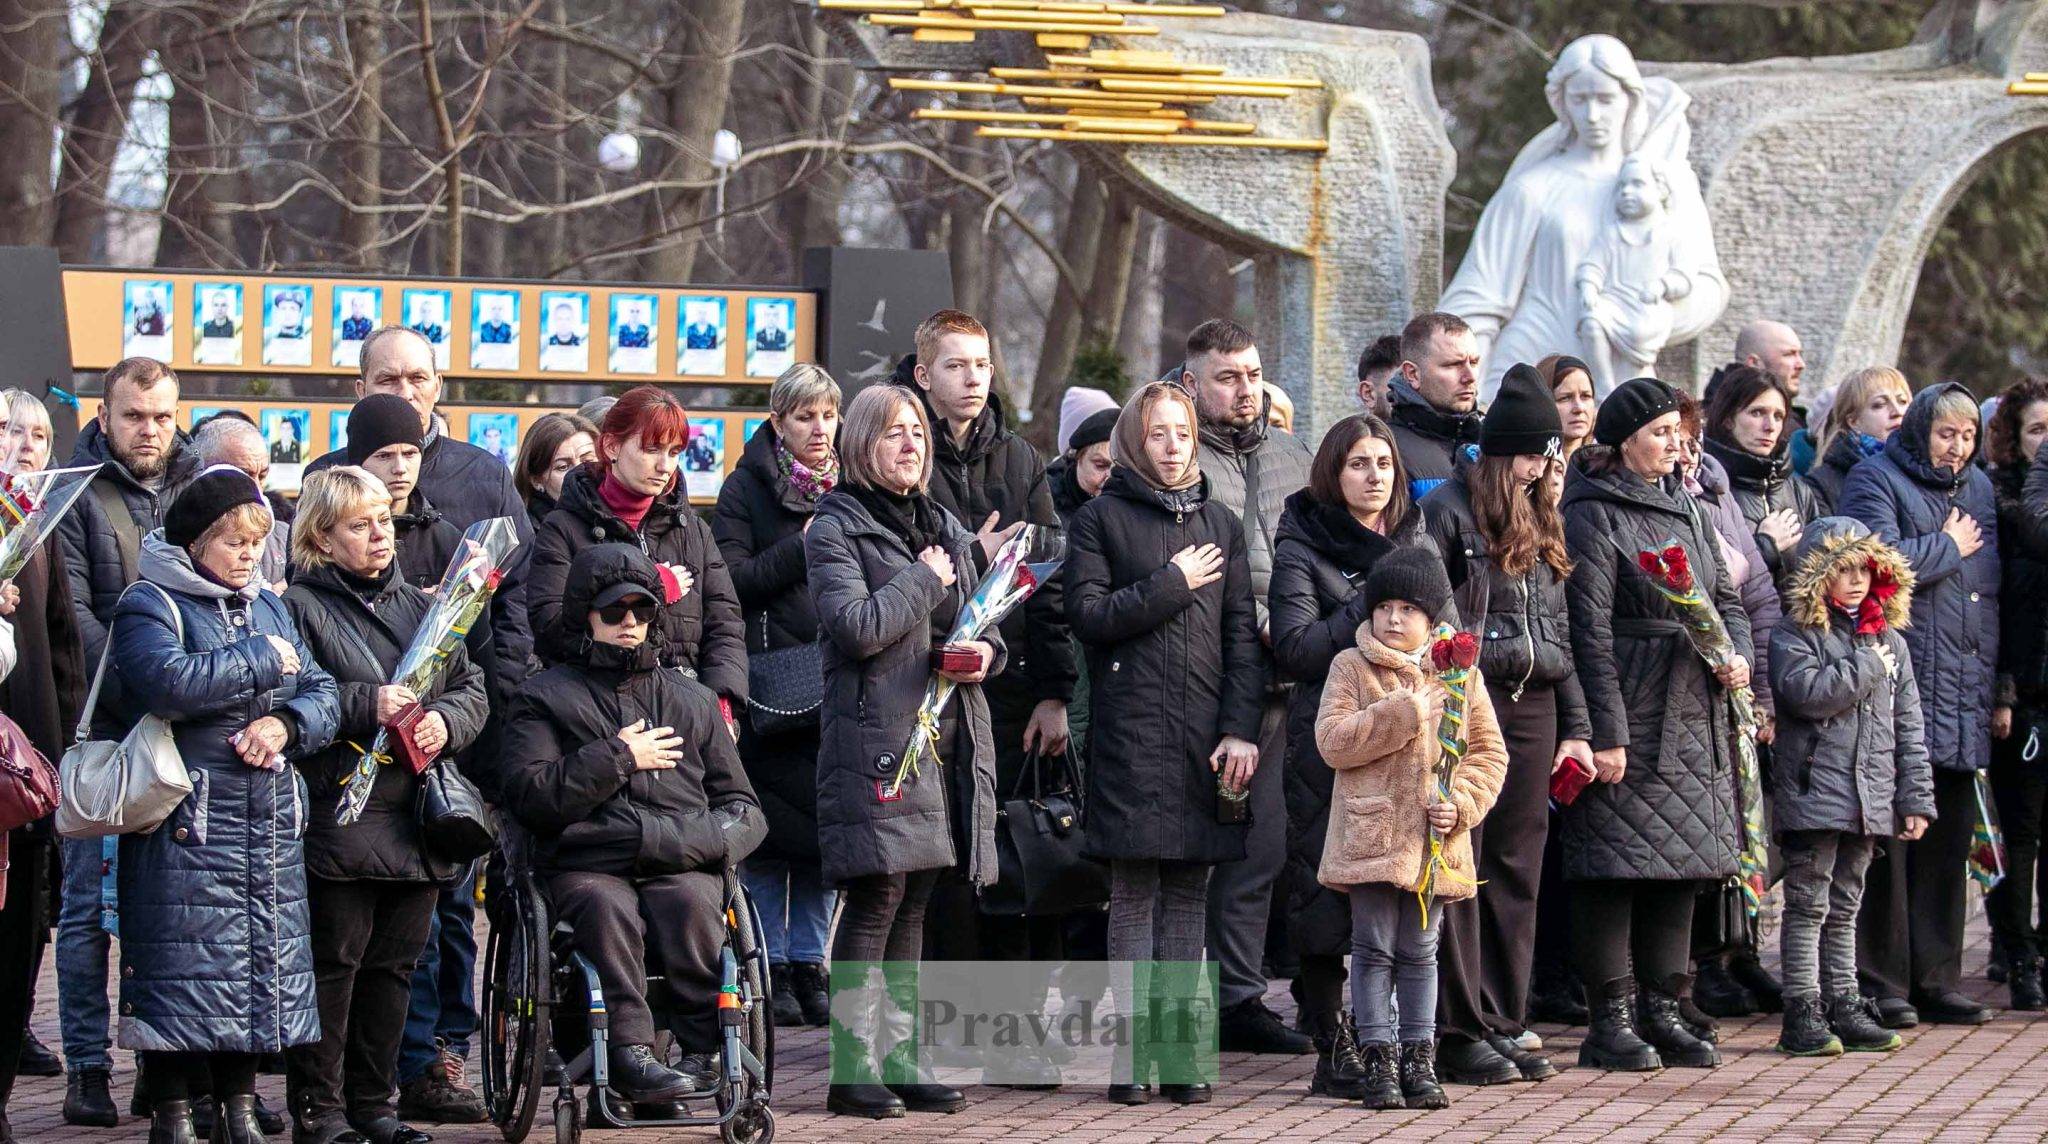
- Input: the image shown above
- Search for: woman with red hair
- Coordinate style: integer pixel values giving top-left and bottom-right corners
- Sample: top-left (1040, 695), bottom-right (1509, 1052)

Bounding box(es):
top-left (527, 385), bottom-right (748, 721)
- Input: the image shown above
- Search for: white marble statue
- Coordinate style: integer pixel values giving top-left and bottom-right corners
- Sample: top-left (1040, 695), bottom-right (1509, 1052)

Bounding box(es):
top-left (1438, 34), bottom-right (1727, 401)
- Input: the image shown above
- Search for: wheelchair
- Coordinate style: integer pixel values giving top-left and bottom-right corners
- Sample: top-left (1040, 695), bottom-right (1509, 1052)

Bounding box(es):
top-left (480, 834), bottom-right (776, 1144)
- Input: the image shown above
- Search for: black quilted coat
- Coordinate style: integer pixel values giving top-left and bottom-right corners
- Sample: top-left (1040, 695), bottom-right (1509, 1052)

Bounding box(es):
top-left (1558, 451), bottom-right (1750, 882)
top-left (1269, 490), bottom-right (1436, 956)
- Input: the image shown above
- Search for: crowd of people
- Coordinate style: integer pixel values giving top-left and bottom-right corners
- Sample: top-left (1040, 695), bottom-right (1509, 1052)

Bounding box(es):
top-left (0, 302), bottom-right (2042, 1140)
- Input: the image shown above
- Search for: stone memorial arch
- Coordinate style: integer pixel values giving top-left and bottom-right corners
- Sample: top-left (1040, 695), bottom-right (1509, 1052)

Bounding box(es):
top-left (824, 11), bottom-right (1455, 432)
top-left (826, 0), bottom-right (2048, 426)
top-left (1655, 0), bottom-right (2048, 394)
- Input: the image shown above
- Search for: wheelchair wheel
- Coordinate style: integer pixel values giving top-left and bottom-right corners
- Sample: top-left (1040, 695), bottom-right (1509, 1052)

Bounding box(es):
top-left (719, 1101), bottom-right (775, 1144)
top-left (483, 878), bottom-right (552, 1142)
top-left (552, 1094), bottom-right (582, 1144)
top-left (736, 886), bottom-right (777, 1092)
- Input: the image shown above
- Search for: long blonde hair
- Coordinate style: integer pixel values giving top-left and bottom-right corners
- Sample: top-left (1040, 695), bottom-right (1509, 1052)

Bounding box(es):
top-left (1818, 367), bottom-right (1910, 457)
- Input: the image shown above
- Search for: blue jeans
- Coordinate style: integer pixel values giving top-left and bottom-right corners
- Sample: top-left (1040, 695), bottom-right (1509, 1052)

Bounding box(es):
top-left (1348, 883), bottom-right (1441, 1045)
top-left (396, 864), bottom-right (480, 1084)
top-left (56, 836), bottom-right (117, 1075)
top-left (740, 858), bottom-right (836, 965)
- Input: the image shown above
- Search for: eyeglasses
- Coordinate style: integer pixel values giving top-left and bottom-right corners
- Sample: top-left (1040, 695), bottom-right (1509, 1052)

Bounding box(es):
top-left (596, 601), bottom-right (654, 625)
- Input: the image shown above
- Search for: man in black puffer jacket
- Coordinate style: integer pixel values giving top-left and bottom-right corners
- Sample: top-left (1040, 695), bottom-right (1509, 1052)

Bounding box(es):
top-left (1180, 318), bottom-right (1314, 1055)
top-left (500, 544), bottom-right (765, 1101)
top-left (1386, 313), bottom-right (1485, 503)
top-left (894, 311), bottom-right (1078, 970)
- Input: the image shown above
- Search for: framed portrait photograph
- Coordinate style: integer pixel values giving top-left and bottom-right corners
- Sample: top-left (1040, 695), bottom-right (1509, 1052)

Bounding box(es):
top-left (468, 412), bottom-right (520, 466)
top-left (122, 279), bottom-right (174, 362)
top-left (469, 289), bottom-right (522, 371)
top-left (192, 282), bottom-right (245, 366)
top-left (608, 293), bottom-right (658, 374)
top-left (682, 416), bottom-right (726, 500)
top-left (404, 288), bottom-right (454, 369)
top-left (261, 407), bottom-right (311, 466)
top-left (744, 297), bottom-right (797, 378)
top-left (329, 410), bottom-right (351, 454)
top-left (742, 416), bottom-right (768, 446)
top-left (261, 284), bottom-right (313, 366)
top-left (677, 295), bottom-right (727, 377)
top-left (332, 286), bottom-right (383, 368)
top-left (538, 291), bottom-right (591, 373)
top-left (188, 406), bottom-right (233, 429)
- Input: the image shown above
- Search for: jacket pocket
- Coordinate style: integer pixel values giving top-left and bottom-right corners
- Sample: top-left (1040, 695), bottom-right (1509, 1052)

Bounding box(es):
top-left (1337, 795), bottom-right (1393, 863)
top-left (171, 768), bottom-right (209, 847)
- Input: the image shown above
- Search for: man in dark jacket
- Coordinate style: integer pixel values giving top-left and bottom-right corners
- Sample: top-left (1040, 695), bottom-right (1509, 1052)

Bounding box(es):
top-left (303, 327), bottom-right (527, 1122)
top-left (1387, 312), bottom-right (1485, 502)
top-left (1179, 318), bottom-right (1314, 1054)
top-left (897, 312), bottom-right (1079, 960)
top-left (54, 356), bottom-right (197, 1129)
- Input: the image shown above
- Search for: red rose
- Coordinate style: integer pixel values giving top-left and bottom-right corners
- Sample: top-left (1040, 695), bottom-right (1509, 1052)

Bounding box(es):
top-left (1430, 638), bottom-right (1455, 672)
top-left (1014, 566), bottom-right (1039, 596)
top-left (1636, 551), bottom-right (1662, 578)
top-left (1449, 630), bottom-right (1481, 669)
top-left (484, 569), bottom-right (505, 593)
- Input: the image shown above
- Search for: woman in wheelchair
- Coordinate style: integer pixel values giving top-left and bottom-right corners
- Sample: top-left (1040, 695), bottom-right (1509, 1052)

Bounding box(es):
top-left (499, 543), bottom-right (766, 1104)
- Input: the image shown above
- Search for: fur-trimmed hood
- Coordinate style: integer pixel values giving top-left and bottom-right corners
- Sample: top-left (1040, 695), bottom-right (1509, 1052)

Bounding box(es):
top-left (1785, 516), bottom-right (1914, 630)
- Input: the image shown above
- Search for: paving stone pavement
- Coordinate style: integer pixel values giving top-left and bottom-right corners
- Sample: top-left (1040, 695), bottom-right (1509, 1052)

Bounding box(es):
top-left (11, 912), bottom-right (2048, 1142)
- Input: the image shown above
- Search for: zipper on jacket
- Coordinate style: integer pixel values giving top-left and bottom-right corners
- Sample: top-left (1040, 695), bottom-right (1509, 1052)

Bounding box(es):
top-left (1511, 573), bottom-right (1535, 702)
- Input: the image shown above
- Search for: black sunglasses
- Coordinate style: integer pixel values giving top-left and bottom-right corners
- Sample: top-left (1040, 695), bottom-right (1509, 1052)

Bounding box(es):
top-left (596, 600), bottom-right (655, 625)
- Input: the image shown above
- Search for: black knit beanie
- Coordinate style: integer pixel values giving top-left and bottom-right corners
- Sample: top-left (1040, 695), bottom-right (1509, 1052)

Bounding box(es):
top-left (346, 393), bottom-right (426, 465)
top-left (1594, 377), bottom-right (1682, 448)
top-left (164, 464), bottom-right (266, 550)
top-left (1068, 407), bottom-right (1119, 454)
top-left (1363, 547), bottom-right (1454, 623)
top-left (1482, 362), bottom-right (1565, 458)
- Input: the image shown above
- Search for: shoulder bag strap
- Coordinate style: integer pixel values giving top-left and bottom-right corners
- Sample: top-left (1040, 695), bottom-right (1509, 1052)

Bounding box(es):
top-left (90, 480), bottom-right (143, 585)
top-left (72, 581), bottom-right (182, 746)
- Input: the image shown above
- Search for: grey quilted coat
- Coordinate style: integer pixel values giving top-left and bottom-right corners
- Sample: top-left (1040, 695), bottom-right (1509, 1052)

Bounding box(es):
top-left (1768, 518), bottom-right (1935, 837)
top-left (1558, 451), bottom-right (1749, 882)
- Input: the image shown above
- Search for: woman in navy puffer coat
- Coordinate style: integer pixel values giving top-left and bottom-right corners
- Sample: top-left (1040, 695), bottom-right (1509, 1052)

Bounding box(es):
top-left (1838, 382), bottom-right (2000, 1026)
top-left (105, 468), bottom-right (339, 1142)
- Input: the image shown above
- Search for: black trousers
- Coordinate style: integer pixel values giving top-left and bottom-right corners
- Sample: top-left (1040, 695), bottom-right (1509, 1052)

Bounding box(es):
top-left (1857, 767), bottom-right (1977, 1000)
top-left (1988, 723), bottom-right (2048, 961)
top-left (1437, 687), bottom-right (1555, 1041)
top-left (1570, 879), bottom-right (1699, 990)
top-left (0, 830), bottom-right (51, 1113)
top-left (285, 878), bottom-right (437, 1125)
top-left (1530, 807), bottom-right (1575, 1002)
top-left (141, 1051), bottom-right (256, 1104)
top-left (835, 869), bottom-right (942, 964)
top-left (548, 869), bottom-right (726, 1051)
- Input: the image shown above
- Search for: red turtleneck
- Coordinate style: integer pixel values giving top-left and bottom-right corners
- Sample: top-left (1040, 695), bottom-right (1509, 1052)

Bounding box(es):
top-left (598, 470), bottom-right (655, 532)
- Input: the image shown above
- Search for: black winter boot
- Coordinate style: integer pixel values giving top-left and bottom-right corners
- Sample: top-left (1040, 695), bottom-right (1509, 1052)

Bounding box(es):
top-left (1775, 994), bottom-right (1842, 1056)
top-left (1636, 977), bottom-right (1720, 1068)
top-left (64, 1066), bottom-right (119, 1127)
top-left (790, 962), bottom-right (833, 1026)
top-left (1397, 1041), bottom-right (1447, 1110)
top-left (209, 1093), bottom-right (265, 1144)
top-left (1308, 1015), bottom-right (1370, 1099)
top-left (2011, 957), bottom-right (2045, 1012)
top-left (1828, 993), bottom-right (1903, 1052)
top-left (1727, 953), bottom-right (1784, 1014)
top-left (1356, 1042), bottom-right (1404, 1110)
top-left (1691, 957), bottom-right (1756, 1018)
top-left (149, 1100), bottom-right (201, 1144)
top-left (1578, 977), bottom-right (1661, 1072)
top-left (769, 963), bottom-right (804, 1027)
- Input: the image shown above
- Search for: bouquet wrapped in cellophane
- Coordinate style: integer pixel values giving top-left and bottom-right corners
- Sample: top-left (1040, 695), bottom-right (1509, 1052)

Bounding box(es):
top-left (336, 517), bottom-right (519, 826)
top-left (1415, 623), bottom-right (1482, 925)
top-left (887, 524), bottom-right (1064, 798)
top-left (1969, 770), bottom-right (2007, 892)
top-left (1632, 539), bottom-right (1769, 917)
top-left (0, 464), bottom-right (101, 586)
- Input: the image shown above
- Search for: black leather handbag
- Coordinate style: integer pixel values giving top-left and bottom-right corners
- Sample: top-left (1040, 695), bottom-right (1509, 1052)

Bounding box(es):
top-left (417, 763), bottom-right (496, 864)
top-left (979, 750), bottom-right (1110, 917)
top-left (745, 612), bottom-right (823, 737)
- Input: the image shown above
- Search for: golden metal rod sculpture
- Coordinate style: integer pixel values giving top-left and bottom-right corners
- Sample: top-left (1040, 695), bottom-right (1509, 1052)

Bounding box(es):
top-left (977, 126), bottom-right (1328, 150)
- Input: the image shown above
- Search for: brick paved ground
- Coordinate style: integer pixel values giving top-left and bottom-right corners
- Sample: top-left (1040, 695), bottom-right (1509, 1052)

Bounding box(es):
top-left (12, 912), bottom-right (2048, 1143)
